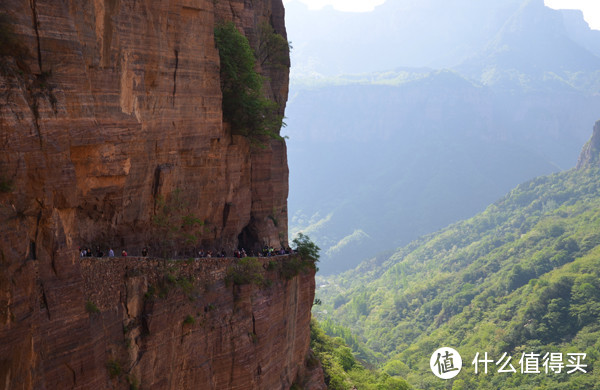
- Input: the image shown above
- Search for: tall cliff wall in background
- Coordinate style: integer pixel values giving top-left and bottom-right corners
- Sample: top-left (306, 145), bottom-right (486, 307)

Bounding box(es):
top-left (0, 0), bottom-right (322, 388)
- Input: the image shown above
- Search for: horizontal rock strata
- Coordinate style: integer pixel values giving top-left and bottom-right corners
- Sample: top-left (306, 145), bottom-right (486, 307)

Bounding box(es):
top-left (0, 0), bottom-right (322, 388)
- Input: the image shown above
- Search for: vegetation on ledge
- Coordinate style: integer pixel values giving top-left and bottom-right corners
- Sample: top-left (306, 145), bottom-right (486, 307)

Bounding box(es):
top-left (214, 21), bottom-right (286, 144)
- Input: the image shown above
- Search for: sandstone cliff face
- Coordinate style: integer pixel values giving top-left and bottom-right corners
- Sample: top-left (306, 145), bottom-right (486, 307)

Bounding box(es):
top-left (1, 254), bottom-right (317, 389)
top-left (0, 0), bottom-right (321, 388)
top-left (576, 120), bottom-right (600, 169)
top-left (77, 256), bottom-right (316, 390)
top-left (0, 0), bottom-right (289, 254)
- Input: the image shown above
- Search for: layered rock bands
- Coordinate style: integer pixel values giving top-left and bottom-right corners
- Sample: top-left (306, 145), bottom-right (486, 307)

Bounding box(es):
top-left (0, 0), bottom-right (321, 388)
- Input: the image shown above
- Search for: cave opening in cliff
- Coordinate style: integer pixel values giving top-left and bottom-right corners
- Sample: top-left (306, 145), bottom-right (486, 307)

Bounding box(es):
top-left (238, 219), bottom-right (260, 251)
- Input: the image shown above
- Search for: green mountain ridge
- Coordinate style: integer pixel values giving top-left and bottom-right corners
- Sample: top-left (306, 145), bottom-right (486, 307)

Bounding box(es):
top-left (286, 0), bottom-right (600, 275)
top-left (315, 137), bottom-right (600, 388)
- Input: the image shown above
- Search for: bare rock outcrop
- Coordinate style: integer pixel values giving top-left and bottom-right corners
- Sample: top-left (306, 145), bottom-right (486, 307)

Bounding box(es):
top-left (576, 120), bottom-right (600, 169)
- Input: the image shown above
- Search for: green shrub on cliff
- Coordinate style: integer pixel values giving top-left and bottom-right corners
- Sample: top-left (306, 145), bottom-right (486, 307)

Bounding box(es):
top-left (183, 314), bottom-right (195, 325)
top-left (293, 233), bottom-right (320, 263)
top-left (106, 359), bottom-right (121, 378)
top-left (214, 22), bottom-right (284, 143)
top-left (279, 255), bottom-right (315, 280)
top-left (85, 300), bottom-right (100, 314)
top-left (225, 257), bottom-right (265, 286)
top-left (256, 21), bottom-right (290, 69)
top-left (0, 175), bottom-right (12, 193)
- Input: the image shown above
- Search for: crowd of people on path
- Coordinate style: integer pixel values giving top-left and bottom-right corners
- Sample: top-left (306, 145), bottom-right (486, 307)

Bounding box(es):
top-left (260, 245), bottom-right (292, 257)
top-left (79, 246), bottom-right (148, 258)
top-left (79, 244), bottom-right (293, 259)
top-left (197, 245), bottom-right (293, 259)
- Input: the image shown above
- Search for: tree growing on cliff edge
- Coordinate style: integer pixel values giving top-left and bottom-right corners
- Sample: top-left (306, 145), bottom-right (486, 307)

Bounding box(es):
top-left (257, 21), bottom-right (291, 69)
top-left (293, 233), bottom-right (320, 263)
top-left (214, 22), bottom-right (284, 144)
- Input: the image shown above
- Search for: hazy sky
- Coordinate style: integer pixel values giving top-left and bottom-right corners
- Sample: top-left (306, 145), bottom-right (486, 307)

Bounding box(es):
top-left (545, 0), bottom-right (600, 29)
top-left (283, 0), bottom-right (600, 30)
top-left (283, 0), bottom-right (385, 12)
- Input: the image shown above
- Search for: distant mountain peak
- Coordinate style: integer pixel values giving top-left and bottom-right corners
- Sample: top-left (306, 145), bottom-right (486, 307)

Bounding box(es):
top-left (577, 120), bottom-right (600, 169)
top-left (456, 0), bottom-right (600, 89)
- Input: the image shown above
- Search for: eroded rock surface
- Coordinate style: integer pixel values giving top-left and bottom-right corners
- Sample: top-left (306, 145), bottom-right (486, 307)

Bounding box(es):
top-left (0, 0), bottom-right (321, 388)
top-left (76, 256), bottom-right (316, 390)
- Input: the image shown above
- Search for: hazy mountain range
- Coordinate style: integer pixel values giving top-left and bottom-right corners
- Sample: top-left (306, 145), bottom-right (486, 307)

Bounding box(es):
top-left (283, 0), bottom-right (600, 274)
top-left (285, 0), bottom-right (600, 77)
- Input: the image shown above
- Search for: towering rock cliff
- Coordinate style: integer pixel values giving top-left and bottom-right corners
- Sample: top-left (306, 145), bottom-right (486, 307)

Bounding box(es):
top-left (0, 0), bottom-right (322, 388)
top-left (0, 0), bottom-right (289, 254)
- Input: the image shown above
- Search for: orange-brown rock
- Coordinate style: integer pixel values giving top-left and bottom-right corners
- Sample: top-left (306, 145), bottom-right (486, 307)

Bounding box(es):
top-left (75, 256), bottom-right (317, 389)
top-left (0, 0), bottom-right (323, 388)
top-left (0, 0), bottom-right (289, 254)
top-left (1, 254), bottom-right (318, 389)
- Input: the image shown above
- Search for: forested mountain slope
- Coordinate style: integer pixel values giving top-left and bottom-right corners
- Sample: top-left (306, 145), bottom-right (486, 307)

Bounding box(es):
top-left (316, 126), bottom-right (600, 388)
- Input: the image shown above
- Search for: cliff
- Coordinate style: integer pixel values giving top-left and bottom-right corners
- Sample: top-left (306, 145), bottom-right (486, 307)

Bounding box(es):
top-left (0, 0), bottom-right (289, 254)
top-left (78, 256), bottom-right (317, 390)
top-left (0, 0), bottom-right (323, 388)
top-left (1, 254), bottom-right (318, 389)
top-left (576, 120), bottom-right (600, 169)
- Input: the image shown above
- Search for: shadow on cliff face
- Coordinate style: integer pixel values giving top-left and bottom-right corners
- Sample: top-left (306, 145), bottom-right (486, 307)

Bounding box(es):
top-left (0, 13), bottom-right (29, 69)
top-left (238, 218), bottom-right (261, 250)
